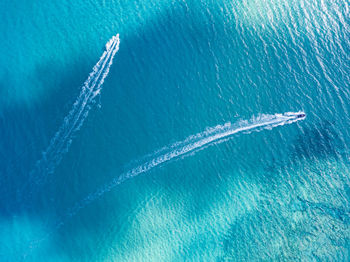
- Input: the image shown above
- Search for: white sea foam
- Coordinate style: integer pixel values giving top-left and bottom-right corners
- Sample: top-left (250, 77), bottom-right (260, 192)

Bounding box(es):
top-left (61, 111), bottom-right (305, 222)
top-left (26, 111), bottom-right (305, 253)
top-left (30, 34), bottom-right (120, 184)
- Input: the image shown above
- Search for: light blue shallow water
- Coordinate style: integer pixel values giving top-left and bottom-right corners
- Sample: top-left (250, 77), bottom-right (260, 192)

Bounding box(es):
top-left (1, 0), bottom-right (349, 261)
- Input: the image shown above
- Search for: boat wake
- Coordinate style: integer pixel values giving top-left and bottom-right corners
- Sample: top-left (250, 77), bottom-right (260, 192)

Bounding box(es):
top-left (30, 34), bottom-right (120, 185)
top-left (26, 111), bottom-right (305, 253)
top-left (58, 112), bottom-right (306, 226)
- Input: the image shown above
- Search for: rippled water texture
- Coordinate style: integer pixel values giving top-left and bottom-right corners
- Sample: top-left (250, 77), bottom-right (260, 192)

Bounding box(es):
top-left (0, 0), bottom-right (349, 261)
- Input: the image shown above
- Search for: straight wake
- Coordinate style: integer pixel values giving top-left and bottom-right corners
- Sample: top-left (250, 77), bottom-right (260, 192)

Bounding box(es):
top-left (30, 34), bottom-right (120, 185)
top-left (26, 112), bottom-right (305, 254)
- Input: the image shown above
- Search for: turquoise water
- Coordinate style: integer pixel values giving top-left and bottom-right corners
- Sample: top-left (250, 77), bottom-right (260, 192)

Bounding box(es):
top-left (1, 0), bottom-right (349, 261)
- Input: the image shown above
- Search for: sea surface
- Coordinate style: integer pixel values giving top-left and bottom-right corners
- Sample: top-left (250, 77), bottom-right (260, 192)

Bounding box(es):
top-left (1, 0), bottom-right (349, 261)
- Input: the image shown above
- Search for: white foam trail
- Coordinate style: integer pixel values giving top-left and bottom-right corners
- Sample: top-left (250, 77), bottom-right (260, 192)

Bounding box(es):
top-left (30, 34), bottom-right (120, 184)
top-left (60, 111), bottom-right (306, 223)
top-left (26, 111), bottom-right (305, 253)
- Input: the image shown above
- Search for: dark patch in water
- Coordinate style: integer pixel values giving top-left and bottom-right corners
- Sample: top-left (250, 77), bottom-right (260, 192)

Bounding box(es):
top-left (292, 120), bottom-right (342, 160)
top-left (295, 196), bottom-right (350, 224)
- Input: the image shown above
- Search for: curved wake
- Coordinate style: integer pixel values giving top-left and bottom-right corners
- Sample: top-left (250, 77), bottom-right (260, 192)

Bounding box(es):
top-left (30, 34), bottom-right (120, 184)
top-left (26, 111), bottom-right (305, 253)
top-left (58, 112), bottom-right (305, 225)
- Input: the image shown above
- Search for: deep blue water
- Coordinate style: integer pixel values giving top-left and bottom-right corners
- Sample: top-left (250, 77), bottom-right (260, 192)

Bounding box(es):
top-left (1, 0), bottom-right (350, 261)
